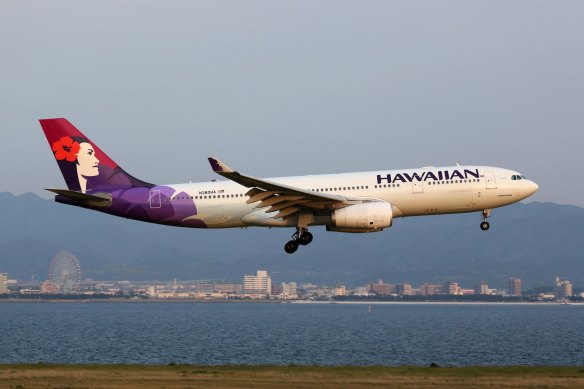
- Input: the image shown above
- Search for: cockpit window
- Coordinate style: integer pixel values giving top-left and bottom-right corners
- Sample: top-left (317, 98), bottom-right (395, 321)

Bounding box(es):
top-left (511, 174), bottom-right (528, 180)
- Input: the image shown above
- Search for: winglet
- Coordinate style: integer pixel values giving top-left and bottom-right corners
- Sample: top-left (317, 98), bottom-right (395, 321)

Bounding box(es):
top-left (208, 157), bottom-right (234, 173)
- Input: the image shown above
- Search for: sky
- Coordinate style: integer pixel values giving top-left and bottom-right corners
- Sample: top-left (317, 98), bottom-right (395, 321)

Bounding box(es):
top-left (1, 1), bottom-right (583, 206)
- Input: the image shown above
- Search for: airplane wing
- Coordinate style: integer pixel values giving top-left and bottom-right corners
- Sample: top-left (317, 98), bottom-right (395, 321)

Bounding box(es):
top-left (208, 157), bottom-right (347, 219)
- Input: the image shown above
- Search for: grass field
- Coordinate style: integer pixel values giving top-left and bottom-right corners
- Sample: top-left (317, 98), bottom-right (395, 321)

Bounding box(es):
top-left (1, 364), bottom-right (584, 389)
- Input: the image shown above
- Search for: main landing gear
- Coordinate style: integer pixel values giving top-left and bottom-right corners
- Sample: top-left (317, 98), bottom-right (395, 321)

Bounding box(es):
top-left (480, 209), bottom-right (491, 231)
top-left (284, 227), bottom-right (313, 254)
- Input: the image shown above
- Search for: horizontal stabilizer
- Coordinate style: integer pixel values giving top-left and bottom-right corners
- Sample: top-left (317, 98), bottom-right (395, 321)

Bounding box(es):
top-left (45, 188), bottom-right (112, 207)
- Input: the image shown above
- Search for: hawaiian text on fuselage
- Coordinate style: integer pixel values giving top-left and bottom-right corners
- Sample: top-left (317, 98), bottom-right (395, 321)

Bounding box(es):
top-left (376, 169), bottom-right (480, 184)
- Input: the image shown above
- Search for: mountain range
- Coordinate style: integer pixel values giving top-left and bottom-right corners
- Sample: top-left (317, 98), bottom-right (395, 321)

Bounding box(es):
top-left (1, 192), bottom-right (582, 289)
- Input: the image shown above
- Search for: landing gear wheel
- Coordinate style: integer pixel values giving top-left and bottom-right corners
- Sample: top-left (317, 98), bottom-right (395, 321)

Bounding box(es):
top-left (284, 240), bottom-right (299, 254)
top-left (480, 209), bottom-right (492, 231)
top-left (298, 231), bottom-right (313, 246)
top-left (284, 224), bottom-right (314, 253)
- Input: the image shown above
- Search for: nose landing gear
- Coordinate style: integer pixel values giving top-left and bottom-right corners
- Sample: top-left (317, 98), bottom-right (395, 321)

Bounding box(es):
top-left (480, 209), bottom-right (491, 231)
top-left (284, 227), bottom-right (313, 254)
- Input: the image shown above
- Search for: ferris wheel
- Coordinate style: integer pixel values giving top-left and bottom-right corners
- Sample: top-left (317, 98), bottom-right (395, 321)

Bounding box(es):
top-left (47, 251), bottom-right (81, 293)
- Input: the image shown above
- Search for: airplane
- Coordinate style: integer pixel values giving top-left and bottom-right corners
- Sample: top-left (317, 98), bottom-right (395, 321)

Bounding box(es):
top-left (40, 118), bottom-right (539, 254)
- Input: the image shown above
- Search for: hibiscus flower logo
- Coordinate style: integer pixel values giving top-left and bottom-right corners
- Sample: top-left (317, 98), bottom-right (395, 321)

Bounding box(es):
top-left (52, 136), bottom-right (80, 162)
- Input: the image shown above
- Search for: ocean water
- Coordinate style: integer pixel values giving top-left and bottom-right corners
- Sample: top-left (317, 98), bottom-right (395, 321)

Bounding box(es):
top-left (0, 302), bottom-right (582, 366)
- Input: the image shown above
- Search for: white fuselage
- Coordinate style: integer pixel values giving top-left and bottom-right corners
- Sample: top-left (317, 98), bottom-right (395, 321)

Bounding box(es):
top-left (156, 165), bottom-right (538, 229)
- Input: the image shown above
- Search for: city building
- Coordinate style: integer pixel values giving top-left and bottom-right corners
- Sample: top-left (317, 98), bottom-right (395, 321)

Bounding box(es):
top-left (243, 270), bottom-right (272, 298)
top-left (368, 280), bottom-right (412, 296)
top-left (0, 273), bottom-right (8, 294)
top-left (334, 285), bottom-right (346, 296)
top-left (419, 284), bottom-right (445, 296)
top-left (280, 282), bottom-right (298, 299)
top-left (397, 283), bottom-right (413, 295)
top-left (447, 281), bottom-right (462, 295)
top-left (508, 278), bottom-right (522, 296)
top-left (214, 283), bottom-right (243, 294)
top-left (368, 280), bottom-right (396, 295)
top-left (475, 281), bottom-right (489, 295)
top-left (41, 281), bottom-right (60, 294)
top-left (555, 277), bottom-right (573, 298)
top-left (353, 286), bottom-right (371, 296)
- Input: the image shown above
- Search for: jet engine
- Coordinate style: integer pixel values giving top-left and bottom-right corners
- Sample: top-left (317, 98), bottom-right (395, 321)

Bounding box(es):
top-left (328, 201), bottom-right (393, 233)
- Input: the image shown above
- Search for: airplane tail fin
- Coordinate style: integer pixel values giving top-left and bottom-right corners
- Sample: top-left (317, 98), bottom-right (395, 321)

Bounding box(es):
top-left (40, 118), bottom-right (152, 193)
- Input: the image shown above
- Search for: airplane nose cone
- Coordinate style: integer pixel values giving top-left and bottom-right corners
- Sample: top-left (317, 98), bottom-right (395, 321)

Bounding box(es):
top-left (527, 181), bottom-right (539, 196)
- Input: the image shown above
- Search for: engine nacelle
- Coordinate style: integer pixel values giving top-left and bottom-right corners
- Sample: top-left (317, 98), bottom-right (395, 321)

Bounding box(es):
top-left (330, 202), bottom-right (393, 232)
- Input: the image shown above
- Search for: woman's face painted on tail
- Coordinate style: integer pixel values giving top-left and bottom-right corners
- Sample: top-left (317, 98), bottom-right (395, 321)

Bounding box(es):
top-left (77, 142), bottom-right (100, 177)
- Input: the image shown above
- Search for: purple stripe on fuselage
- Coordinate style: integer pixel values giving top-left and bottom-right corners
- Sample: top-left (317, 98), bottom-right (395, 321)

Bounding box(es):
top-left (84, 186), bottom-right (207, 228)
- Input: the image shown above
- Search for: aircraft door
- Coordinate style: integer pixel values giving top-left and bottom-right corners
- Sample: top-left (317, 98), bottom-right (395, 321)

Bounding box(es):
top-left (149, 190), bottom-right (161, 208)
top-left (484, 171), bottom-right (497, 189)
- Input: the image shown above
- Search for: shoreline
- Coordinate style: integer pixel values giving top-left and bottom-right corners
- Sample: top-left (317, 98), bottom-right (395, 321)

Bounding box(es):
top-left (0, 298), bottom-right (581, 305)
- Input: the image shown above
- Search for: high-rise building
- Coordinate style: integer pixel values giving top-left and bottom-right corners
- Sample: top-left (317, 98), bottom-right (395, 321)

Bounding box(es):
top-left (508, 278), bottom-right (522, 296)
top-left (280, 282), bottom-right (298, 299)
top-left (243, 270), bottom-right (272, 297)
top-left (475, 281), bottom-right (489, 295)
top-left (0, 273), bottom-right (7, 294)
top-left (555, 277), bottom-right (573, 298)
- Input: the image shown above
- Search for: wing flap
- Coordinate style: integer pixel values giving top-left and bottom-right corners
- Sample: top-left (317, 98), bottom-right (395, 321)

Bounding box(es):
top-left (266, 199), bottom-right (311, 213)
top-left (253, 195), bottom-right (305, 209)
top-left (247, 190), bottom-right (281, 204)
top-left (272, 207), bottom-right (301, 219)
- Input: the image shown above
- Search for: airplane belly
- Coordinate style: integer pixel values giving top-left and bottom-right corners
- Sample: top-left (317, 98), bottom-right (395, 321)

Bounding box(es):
top-left (194, 204), bottom-right (235, 227)
top-left (418, 192), bottom-right (450, 215)
top-left (394, 186), bottom-right (481, 216)
top-left (449, 188), bottom-right (474, 210)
